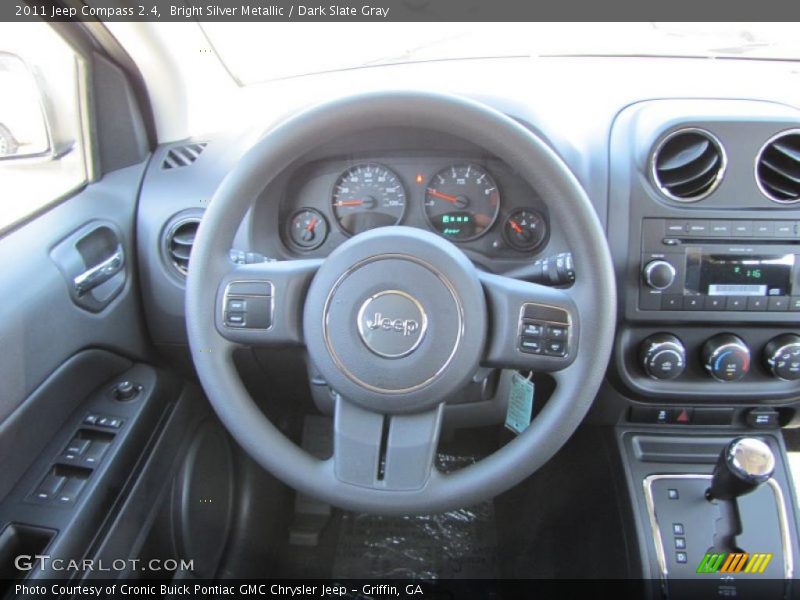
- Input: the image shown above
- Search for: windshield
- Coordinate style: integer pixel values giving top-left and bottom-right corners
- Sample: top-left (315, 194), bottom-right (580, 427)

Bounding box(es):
top-left (201, 22), bottom-right (800, 85)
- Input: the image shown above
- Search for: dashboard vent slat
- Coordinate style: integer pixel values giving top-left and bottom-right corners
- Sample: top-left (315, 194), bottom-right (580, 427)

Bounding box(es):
top-left (757, 132), bottom-right (800, 203)
top-left (657, 138), bottom-right (710, 172)
top-left (652, 129), bottom-right (725, 202)
top-left (657, 149), bottom-right (720, 188)
top-left (166, 218), bottom-right (201, 276)
top-left (161, 142), bottom-right (207, 170)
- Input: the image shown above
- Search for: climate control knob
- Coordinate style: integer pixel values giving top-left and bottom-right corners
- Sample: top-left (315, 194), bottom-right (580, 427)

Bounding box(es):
top-left (764, 334), bottom-right (800, 381)
top-left (643, 260), bottom-right (676, 290)
top-left (702, 334), bottom-right (750, 382)
top-left (639, 333), bottom-right (686, 380)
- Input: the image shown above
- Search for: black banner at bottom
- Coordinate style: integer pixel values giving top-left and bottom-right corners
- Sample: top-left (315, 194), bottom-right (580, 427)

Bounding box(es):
top-left (2, 578), bottom-right (794, 600)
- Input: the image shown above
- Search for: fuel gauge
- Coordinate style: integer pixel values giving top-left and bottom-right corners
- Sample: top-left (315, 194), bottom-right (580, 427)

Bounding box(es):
top-left (287, 208), bottom-right (328, 250)
top-left (503, 209), bottom-right (547, 252)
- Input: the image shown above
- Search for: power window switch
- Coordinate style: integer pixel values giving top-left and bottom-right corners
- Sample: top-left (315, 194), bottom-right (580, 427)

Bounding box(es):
top-left (56, 477), bottom-right (86, 504)
top-left (65, 438), bottom-right (90, 457)
top-left (35, 474), bottom-right (66, 501)
top-left (82, 441), bottom-right (110, 467)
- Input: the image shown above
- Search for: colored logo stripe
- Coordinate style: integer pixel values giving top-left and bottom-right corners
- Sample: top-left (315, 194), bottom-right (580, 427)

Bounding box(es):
top-left (696, 552), bottom-right (773, 574)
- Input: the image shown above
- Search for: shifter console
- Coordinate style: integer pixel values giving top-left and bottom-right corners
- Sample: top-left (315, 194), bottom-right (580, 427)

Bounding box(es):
top-left (642, 437), bottom-right (792, 599)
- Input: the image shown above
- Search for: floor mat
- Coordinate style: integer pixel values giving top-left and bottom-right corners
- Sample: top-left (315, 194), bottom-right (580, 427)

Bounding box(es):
top-left (331, 455), bottom-right (498, 579)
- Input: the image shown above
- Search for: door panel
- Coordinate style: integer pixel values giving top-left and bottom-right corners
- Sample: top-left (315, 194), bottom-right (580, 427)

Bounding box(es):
top-left (0, 161), bottom-right (151, 499)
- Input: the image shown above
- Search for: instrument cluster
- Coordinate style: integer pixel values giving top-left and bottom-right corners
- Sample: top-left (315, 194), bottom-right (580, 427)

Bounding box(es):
top-left (279, 156), bottom-right (550, 260)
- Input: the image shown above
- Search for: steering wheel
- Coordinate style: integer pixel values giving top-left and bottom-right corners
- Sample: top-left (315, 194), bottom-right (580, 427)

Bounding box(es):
top-left (185, 92), bottom-right (616, 514)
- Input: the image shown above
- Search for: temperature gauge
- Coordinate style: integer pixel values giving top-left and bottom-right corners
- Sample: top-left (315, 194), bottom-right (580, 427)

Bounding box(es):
top-left (503, 209), bottom-right (547, 252)
top-left (287, 208), bottom-right (328, 250)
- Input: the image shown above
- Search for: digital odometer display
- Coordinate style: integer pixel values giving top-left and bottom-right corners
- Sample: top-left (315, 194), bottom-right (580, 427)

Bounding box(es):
top-left (695, 254), bottom-right (794, 296)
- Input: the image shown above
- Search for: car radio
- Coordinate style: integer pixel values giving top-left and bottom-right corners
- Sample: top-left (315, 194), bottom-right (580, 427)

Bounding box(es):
top-left (639, 218), bottom-right (800, 312)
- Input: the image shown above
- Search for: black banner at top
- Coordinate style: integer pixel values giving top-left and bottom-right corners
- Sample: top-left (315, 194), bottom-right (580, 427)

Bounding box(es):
top-left (3, 0), bottom-right (800, 22)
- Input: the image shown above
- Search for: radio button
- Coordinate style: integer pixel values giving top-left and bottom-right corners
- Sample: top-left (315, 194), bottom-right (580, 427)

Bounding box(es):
top-left (686, 221), bottom-right (709, 236)
top-left (704, 297), bottom-right (726, 311)
top-left (746, 297), bottom-right (768, 311)
top-left (726, 296), bottom-right (748, 311)
top-left (683, 296), bottom-right (704, 310)
top-left (709, 221), bottom-right (731, 237)
top-left (665, 220), bottom-right (689, 235)
top-left (768, 296), bottom-right (790, 311)
top-left (640, 290), bottom-right (662, 310)
top-left (789, 297), bottom-right (800, 311)
top-left (774, 222), bottom-right (794, 238)
top-left (731, 221), bottom-right (753, 237)
top-left (661, 295), bottom-right (683, 310)
top-left (753, 221), bottom-right (774, 237)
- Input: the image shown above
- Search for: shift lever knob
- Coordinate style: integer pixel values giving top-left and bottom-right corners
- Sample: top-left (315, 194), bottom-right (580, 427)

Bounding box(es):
top-left (707, 437), bottom-right (775, 501)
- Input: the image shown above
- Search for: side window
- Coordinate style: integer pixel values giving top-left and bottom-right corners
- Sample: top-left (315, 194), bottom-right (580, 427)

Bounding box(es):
top-left (0, 22), bottom-right (89, 232)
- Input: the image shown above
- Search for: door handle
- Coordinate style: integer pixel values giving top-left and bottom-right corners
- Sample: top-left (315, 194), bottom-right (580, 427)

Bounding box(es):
top-left (73, 246), bottom-right (125, 297)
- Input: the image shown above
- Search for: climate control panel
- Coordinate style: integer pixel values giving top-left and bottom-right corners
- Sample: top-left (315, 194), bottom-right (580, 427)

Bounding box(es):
top-left (639, 333), bottom-right (800, 383)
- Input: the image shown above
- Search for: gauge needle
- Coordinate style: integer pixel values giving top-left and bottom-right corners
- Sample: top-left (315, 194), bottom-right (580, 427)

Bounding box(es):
top-left (427, 188), bottom-right (459, 203)
top-left (335, 199), bottom-right (364, 207)
top-left (305, 217), bottom-right (318, 232)
top-left (509, 219), bottom-right (523, 234)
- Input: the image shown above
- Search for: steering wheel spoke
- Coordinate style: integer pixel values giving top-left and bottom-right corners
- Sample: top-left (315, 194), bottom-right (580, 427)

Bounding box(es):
top-left (214, 258), bottom-right (321, 346)
top-left (332, 395), bottom-right (443, 491)
top-left (479, 271), bottom-right (579, 372)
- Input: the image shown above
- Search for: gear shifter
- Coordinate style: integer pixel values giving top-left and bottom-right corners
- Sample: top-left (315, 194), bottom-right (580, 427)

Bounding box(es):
top-left (707, 437), bottom-right (776, 501)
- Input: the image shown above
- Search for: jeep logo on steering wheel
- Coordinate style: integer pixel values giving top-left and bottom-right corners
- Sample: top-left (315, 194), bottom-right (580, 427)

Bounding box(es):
top-left (357, 290), bottom-right (428, 358)
top-left (365, 312), bottom-right (420, 337)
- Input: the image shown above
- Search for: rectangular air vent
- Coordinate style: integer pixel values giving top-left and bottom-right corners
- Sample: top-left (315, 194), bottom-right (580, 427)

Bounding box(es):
top-left (161, 142), bottom-right (207, 170)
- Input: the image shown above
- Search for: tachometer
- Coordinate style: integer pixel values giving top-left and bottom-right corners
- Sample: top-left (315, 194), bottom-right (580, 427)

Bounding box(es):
top-left (332, 163), bottom-right (407, 235)
top-left (424, 164), bottom-right (500, 241)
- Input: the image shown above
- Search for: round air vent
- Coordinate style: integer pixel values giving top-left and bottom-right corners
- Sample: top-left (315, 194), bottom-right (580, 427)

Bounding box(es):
top-left (166, 217), bottom-right (200, 276)
top-left (756, 130), bottom-right (800, 204)
top-left (652, 128), bottom-right (726, 202)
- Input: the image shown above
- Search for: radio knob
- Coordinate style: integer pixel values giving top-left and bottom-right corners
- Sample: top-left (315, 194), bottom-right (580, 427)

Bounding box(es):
top-left (702, 334), bottom-right (750, 382)
top-left (764, 334), bottom-right (800, 381)
top-left (640, 333), bottom-right (686, 380)
top-left (643, 260), bottom-right (676, 290)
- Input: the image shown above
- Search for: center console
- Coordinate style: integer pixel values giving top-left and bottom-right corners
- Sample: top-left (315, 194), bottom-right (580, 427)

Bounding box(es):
top-left (607, 98), bottom-right (800, 595)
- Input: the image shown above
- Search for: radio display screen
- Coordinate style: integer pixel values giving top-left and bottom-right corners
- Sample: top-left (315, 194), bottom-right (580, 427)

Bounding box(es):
top-left (686, 252), bottom-right (794, 297)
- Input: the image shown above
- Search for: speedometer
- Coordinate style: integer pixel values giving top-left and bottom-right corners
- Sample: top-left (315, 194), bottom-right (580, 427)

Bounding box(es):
top-left (331, 163), bottom-right (407, 235)
top-left (424, 164), bottom-right (500, 241)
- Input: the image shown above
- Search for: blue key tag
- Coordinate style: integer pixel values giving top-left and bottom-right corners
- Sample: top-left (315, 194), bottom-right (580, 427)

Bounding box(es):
top-left (505, 372), bottom-right (534, 435)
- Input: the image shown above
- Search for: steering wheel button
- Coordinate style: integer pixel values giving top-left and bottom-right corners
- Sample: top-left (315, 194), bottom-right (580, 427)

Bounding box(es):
top-left (544, 340), bottom-right (567, 356)
top-left (226, 298), bottom-right (246, 312)
top-left (522, 323), bottom-right (544, 337)
top-left (519, 337), bottom-right (543, 354)
top-left (225, 312), bottom-right (246, 327)
top-left (546, 325), bottom-right (567, 339)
